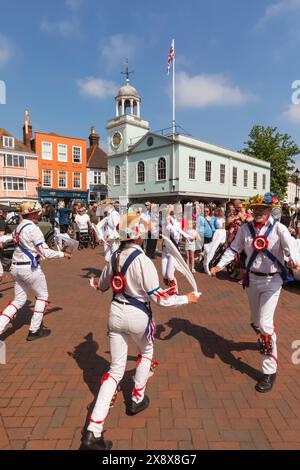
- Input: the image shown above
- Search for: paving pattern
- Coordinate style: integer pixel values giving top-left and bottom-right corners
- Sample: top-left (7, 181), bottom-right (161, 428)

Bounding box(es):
top-left (0, 246), bottom-right (300, 450)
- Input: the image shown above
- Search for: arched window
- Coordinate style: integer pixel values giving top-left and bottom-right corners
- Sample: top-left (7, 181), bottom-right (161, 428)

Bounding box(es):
top-left (114, 165), bottom-right (120, 185)
top-left (157, 157), bottom-right (166, 181)
top-left (133, 100), bottom-right (137, 115)
top-left (124, 99), bottom-right (131, 115)
top-left (118, 100), bottom-right (122, 115)
top-left (137, 161), bottom-right (145, 183)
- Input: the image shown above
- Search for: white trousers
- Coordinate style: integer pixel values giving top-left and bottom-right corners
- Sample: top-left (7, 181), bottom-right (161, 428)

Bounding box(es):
top-left (104, 240), bottom-right (120, 262)
top-left (161, 251), bottom-right (175, 281)
top-left (203, 229), bottom-right (226, 268)
top-left (88, 302), bottom-right (154, 437)
top-left (0, 265), bottom-right (49, 334)
top-left (246, 273), bottom-right (282, 374)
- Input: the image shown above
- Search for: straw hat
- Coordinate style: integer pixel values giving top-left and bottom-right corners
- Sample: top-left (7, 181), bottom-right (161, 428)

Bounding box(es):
top-left (119, 214), bottom-right (147, 242)
top-left (243, 192), bottom-right (280, 209)
top-left (17, 201), bottom-right (42, 216)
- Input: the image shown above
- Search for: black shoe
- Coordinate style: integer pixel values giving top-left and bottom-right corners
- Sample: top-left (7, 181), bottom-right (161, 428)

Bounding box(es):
top-left (126, 395), bottom-right (150, 416)
top-left (255, 373), bottom-right (276, 393)
top-left (82, 431), bottom-right (112, 451)
top-left (26, 325), bottom-right (51, 342)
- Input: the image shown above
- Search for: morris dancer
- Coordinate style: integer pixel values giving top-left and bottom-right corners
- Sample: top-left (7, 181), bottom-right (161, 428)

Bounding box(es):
top-left (83, 214), bottom-right (199, 450)
top-left (101, 202), bottom-right (120, 262)
top-left (162, 207), bottom-right (193, 294)
top-left (211, 193), bottom-right (300, 393)
top-left (0, 202), bottom-right (71, 341)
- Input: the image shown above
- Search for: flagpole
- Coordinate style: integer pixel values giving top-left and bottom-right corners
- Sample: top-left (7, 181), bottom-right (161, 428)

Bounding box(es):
top-left (171, 38), bottom-right (176, 191)
top-left (172, 38), bottom-right (175, 135)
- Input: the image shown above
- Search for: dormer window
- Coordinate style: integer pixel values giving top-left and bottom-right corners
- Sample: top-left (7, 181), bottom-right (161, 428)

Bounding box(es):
top-left (3, 136), bottom-right (14, 148)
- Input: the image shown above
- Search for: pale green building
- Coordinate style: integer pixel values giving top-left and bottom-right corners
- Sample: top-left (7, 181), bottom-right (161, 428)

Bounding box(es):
top-left (107, 78), bottom-right (270, 205)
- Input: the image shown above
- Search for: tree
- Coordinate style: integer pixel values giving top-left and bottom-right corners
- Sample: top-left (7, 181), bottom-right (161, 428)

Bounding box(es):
top-left (240, 125), bottom-right (300, 200)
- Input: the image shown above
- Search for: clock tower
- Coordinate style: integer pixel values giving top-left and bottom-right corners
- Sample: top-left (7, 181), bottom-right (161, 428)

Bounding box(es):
top-left (106, 66), bottom-right (150, 156)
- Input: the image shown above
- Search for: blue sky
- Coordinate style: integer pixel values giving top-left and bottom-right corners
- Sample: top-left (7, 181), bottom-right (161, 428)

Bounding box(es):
top-left (0, 0), bottom-right (300, 168)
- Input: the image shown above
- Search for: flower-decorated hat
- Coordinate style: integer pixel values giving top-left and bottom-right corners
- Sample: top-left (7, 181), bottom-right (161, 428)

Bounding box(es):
top-left (17, 201), bottom-right (42, 215)
top-left (119, 214), bottom-right (147, 242)
top-left (243, 192), bottom-right (280, 208)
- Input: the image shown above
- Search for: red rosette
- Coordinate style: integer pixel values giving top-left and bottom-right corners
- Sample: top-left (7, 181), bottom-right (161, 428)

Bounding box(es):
top-left (110, 273), bottom-right (126, 293)
top-left (253, 235), bottom-right (268, 252)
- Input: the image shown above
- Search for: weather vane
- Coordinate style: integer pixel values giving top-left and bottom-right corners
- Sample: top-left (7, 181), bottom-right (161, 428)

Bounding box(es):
top-left (121, 58), bottom-right (133, 81)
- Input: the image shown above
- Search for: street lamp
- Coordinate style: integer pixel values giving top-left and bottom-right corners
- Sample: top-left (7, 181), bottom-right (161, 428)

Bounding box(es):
top-left (294, 168), bottom-right (300, 208)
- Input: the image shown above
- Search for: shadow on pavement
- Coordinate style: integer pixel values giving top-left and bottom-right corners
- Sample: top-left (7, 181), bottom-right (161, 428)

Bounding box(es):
top-left (283, 281), bottom-right (300, 295)
top-left (69, 333), bottom-right (137, 450)
top-left (155, 318), bottom-right (261, 382)
top-left (0, 301), bottom-right (63, 341)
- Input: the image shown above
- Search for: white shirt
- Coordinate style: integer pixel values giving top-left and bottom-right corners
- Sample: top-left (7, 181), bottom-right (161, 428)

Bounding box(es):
top-left (107, 209), bottom-right (120, 240)
top-left (185, 229), bottom-right (197, 250)
top-left (75, 213), bottom-right (90, 231)
top-left (218, 216), bottom-right (297, 274)
top-left (99, 244), bottom-right (188, 307)
top-left (13, 219), bottom-right (64, 263)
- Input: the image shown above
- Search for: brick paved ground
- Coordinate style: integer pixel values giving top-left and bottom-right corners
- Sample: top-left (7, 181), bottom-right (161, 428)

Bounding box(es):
top-left (0, 246), bottom-right (300, 450)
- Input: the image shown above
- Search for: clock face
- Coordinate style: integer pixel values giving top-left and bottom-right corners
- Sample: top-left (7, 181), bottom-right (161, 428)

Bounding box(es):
top-left (111, 131), bottom-right (122, 149)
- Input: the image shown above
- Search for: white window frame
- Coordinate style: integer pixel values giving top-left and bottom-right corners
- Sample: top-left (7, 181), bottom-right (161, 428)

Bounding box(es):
top-left (114, 166), bottom-right (121, 186)
top-left (42, 141), bottom-right (53, 160)
top-left (58, 143), bottom-right (68, 162)
top-left (73, 172), bottom-right (81, 189)
top-left (93, 171), bottom-right (101, 185)
top-left (157, 157), bottom-right (167, 182)
top-left (2, 136), bottom-right (14, 148)
top-left (262, 174), bottom-right (266, 190)
top-left (205, 161), bottom-right (212, 182)
top-left (58, 171), bottom-right (67, 188)
top-left (3, 176), bottom-right (26, 191)
top-left (253, 172), bottom-right (258, 190)
top-left (4, 154), bottom-right (25, 168)
top-left (220, 164), bottom-right (225, 184)
top-left (188, 156), bottom-right (196, 180)
top-left (72, 146), bottom-right (82, 164)
top-left (136, 161), bottom-right (145, 184)
top-left (232, 167), bottom-right (238, 187)
top-left (244, 169), bottom-right (248, 188)
top-left (101, 171), bottom-right (106, 185)
top-left (42, 169), bottom-right (52, 187)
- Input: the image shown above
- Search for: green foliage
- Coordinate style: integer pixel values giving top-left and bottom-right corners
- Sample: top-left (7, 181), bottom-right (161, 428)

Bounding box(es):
top-left (240, 125), bottom-right (299, 200)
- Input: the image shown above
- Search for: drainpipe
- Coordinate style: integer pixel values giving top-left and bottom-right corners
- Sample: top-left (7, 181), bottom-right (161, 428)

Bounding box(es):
top-left (225, 157), bottom-right (232, 208)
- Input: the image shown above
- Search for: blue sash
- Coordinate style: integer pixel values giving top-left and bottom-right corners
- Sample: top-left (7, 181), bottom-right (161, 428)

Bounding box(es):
top-left (14, 223), bottom-right (40, 269)
top-left (245, 221), bottom-right (291, 287)
top-left (111, 249), bottom-right (154, 343)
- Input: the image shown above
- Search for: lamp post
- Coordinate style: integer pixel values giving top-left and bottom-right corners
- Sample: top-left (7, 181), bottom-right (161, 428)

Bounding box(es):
top-left (294, 168), bottom-right (300, 208)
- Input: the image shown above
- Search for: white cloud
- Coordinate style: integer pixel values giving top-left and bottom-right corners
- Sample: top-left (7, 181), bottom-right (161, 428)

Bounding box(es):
top-left (0, 34), bottom-right (13, 63)
top-left (176, 72), bottom-right (256, 109)
top-left (100, 34), bottom-right (140, 71)
top-left (65, 0), bottom-right (82, 10)
top-left (256, 0), bottom-right (300, 29)
top-left (41, 18), bottom-right (76, 37)
top-left (77, 77), bottom-right (118, 99)
top-left (40, 0), bottom-right (81, 37)
top-left (282, 104), bottom-right (300, 124)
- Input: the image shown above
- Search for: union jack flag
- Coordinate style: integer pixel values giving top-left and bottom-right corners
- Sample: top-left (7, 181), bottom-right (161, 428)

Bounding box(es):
top-left (167, 39), bottom-right (175, 75)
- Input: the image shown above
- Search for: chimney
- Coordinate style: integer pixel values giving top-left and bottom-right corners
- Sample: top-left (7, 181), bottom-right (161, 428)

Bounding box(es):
top-left (23, 109), bottom-right (33, 148)
top-left (89, 126), bottom-right (100, 148)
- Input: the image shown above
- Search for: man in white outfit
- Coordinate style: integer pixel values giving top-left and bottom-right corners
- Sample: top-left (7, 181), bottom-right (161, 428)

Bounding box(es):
top-left (0, 202), bottom-right (71, 341)
top-left (102, 202), bottom-right (120, 262)
top-left (83, 214), bottom-right (199, 450)
top-left (211, 193), bottom-right (300, 393)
